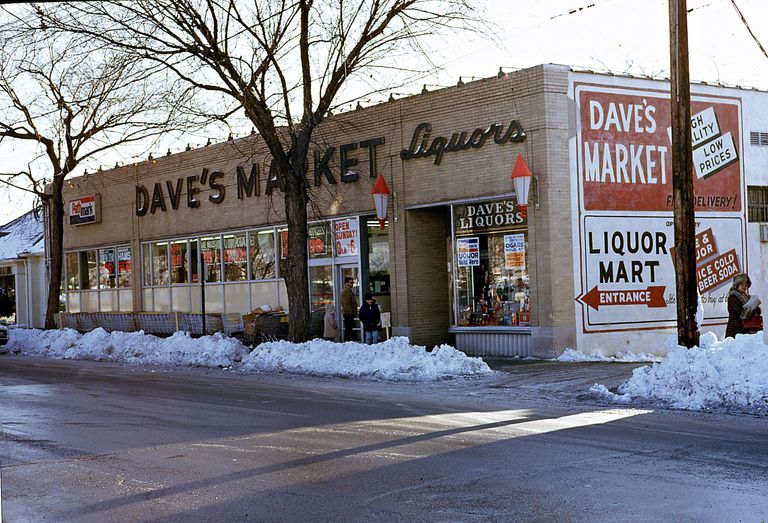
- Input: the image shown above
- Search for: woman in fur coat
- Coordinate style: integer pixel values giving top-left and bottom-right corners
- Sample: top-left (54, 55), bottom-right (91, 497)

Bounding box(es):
top-left (725, 273), bottom-right (761, 338)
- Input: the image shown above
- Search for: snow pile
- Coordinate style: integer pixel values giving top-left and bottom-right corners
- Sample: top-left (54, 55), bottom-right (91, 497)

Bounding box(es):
top-left (557, 348), bottom-right (661, 363)
top-left (8, 328), bottom-right (248, 367)
top-left (243, 337), bottom-right (492, 381)
top-left (591, 331), bottom-right (768, 414)
top-left (6, 329), bottom-right (492, 381)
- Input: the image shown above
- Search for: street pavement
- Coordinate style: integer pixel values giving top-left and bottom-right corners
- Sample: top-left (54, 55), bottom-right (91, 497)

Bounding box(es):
top-left (1, 355), bottom-right (766, 522)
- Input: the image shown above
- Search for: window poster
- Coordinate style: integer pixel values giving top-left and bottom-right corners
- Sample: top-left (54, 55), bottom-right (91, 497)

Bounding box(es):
top-left (504, 234), bottom-right (525, 270)
top-left (334, 219), bottom-right (359, 256)
top-left (457, 237), bottom-right (480, 267)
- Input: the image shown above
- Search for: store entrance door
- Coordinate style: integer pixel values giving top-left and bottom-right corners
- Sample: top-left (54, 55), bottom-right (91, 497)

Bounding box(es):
top-left (336, 264), bottom-right (360, 342)
top-left (309, 264), bottom-right (334, 339)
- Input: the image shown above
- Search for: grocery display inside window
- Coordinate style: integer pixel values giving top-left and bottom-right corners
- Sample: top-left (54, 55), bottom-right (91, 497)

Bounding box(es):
top-left (453, 198), bottom-right (530, 327)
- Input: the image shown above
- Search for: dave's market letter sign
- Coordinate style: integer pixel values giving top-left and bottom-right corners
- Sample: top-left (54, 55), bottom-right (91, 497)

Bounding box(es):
top-left (572, 81), bottom-right (746, 333)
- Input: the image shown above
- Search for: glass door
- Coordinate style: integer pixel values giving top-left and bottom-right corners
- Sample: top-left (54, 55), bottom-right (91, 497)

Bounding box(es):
top-left (309, 264), bottom-right (334, 339)
top-left (336, 264), bottom-right (360, 341)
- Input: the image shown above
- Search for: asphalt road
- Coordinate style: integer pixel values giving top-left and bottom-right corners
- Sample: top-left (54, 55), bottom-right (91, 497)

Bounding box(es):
top-left (1, 355), bottom-right (767, 522)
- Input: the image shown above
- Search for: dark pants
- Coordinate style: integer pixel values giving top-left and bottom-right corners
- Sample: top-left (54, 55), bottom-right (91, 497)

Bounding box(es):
top-left (343, 314), bottom-right (356, 341)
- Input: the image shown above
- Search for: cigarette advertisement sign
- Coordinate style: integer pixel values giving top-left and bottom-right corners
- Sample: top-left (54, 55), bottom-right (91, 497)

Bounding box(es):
top-left (572, 80), bottom-right (746, 334)
top-left (504, 234), bottom-right (526, 270)
top-left (68, 195), bottom-right (100, 226)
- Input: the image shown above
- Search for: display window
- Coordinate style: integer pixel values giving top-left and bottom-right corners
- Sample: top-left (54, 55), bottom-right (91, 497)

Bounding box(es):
top-left (452, 198), bottom-right (530, 327)
top-left (308, 222), bottom-right (333, 259)
top-left (64, 245), bottom-right (131, 313)
top-left (76, 250), bottom-right (98, 290)
top-left (366, 219), bottom-right (389, 294)
top-left (98, 248), bottom-right (116, 288)
top-left (249, 229), bottom-right (276, 280)
top-left (309, 265), bottom-right (334, 311)
top-left (170, 240), bottom-right (188, 284)
top-left (66, 252), bottom-right (80, 290)
top-left (189, 239), bottom-right (199, 283)
top-left (200, 236), bottom-right (222, 282)
top-left (117, 247), bottom-right (132, 288)
top-left (152, 241), bottom-right (169, 286)
top-left (223, 233), bottom-right (247, 281)
top-left (278, 228), bottom-right (289, 277)
top-left (142, 243), bottom-right (152, 287)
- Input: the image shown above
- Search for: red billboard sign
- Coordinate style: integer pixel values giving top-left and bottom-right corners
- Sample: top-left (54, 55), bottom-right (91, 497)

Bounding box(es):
top-left (577, 88), bottom-right (741, 212)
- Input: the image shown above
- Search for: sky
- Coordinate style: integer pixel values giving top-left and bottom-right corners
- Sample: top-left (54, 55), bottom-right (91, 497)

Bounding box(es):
top-left (7, 325), bottom-right (768, 415)
top-left (1, 0), bottom-right (766, 224)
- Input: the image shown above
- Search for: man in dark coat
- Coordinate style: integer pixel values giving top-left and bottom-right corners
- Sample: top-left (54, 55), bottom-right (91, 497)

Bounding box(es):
top-left (341, 277), bottom-right (358, 341)
top-left (358, 293), bottom-right (381, 345)
top-left (726, 273), bottom-right (761, 338)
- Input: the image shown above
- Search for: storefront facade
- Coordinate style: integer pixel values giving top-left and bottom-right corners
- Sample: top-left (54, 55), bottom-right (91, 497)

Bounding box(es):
top-left (57, 64), bottom-right (768, 357)
top-left (0, 211), bottom-right (47, 329)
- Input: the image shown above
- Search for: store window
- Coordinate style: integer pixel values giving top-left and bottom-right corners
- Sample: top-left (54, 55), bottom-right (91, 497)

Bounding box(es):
top-left (117, 247), bottom-right (132, 288)
top-left (308, 222), bottom-right (333, 259)
top-left (278, 228), bottom-right (289, 278)
top-left (190, 239), bottom-right (200, 283)
top-left (80, 250), bottom-right (98, 290)
top-left (152, 241), bottom-right (169, 286)
top-left (365, 217), bottom-right (391, 319)
top-left (200, 236), bottom-right (222, 282)
top-left (142, 243), bottom-right (152, 287)
top-left (249, 229), bottom-right (276, 280)
top-left (223, 233), bottom-right (247, 281)
top-left (170, 240), bottom-right (188, 284)
top-left (98, 248), bottom-right (116, 288)
top-left (366, 219), bottom-right (389, 294)
top-left (66, 252), bottom-right (79, 290)
top-left (63, 245), bottom-right (132, 312)
top-left (452, 198), bottom-right (530, 327)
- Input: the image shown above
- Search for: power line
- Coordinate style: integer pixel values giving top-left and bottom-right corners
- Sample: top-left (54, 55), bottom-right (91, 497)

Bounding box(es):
top-left (549, 2), bottom-right (597, 20)
top-left (729, 0), bottom-right (768, 61)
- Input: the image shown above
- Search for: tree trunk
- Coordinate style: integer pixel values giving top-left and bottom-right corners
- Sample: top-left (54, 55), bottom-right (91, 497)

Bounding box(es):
top-left (45, 183), bottom-right (64, 329)
top-left (283, 169), bottom-right (310, 342)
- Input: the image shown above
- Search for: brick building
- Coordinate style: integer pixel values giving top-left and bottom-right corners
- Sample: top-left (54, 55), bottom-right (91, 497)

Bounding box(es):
top-left (57, 64), bottom-right (768, 357)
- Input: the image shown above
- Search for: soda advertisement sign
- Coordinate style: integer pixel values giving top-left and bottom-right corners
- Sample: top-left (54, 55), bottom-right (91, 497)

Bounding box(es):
top-left (572, 81), bottom-right (746, 333)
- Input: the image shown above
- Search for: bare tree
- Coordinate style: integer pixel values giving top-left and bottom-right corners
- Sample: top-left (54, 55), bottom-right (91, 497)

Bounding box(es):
top-left (0, 12), bottom-right (197, 328)
top-left (37, 0), bottom-right (479, 341)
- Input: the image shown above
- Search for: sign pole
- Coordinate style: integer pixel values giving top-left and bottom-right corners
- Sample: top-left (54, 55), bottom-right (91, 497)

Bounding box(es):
top-left (669, 0), bottom-right (700, 347)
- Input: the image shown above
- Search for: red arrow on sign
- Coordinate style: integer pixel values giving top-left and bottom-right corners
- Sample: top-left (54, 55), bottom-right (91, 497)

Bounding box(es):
top-left (577, 285), bottom-right (667, 311)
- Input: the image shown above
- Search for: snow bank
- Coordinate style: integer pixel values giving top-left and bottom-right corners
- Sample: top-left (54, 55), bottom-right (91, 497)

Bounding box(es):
top-left (592, 331), bottom-right (768, 414)
top-left (557, 348), bottom-right (660, 363)
top-left (242, 337), bottom-right (492, 381)
top-left (6, 329), bottom-right (492, 381)
top-left (8, 328), bottom-right (248, 367)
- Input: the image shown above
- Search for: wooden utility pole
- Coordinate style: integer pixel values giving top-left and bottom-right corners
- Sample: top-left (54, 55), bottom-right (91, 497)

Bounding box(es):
top-left (669, 0), bottom-right (700, 347)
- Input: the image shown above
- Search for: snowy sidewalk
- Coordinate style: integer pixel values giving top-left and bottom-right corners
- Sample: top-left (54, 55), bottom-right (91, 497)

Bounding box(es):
top-left (5, 327), bottom-right (768, 416)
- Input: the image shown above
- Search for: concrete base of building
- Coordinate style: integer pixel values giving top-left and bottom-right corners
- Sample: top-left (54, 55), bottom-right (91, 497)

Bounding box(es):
top-left (392, 326), bottom-right (413, 339)
top-left (531, 325), bottom-right (577, 359)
